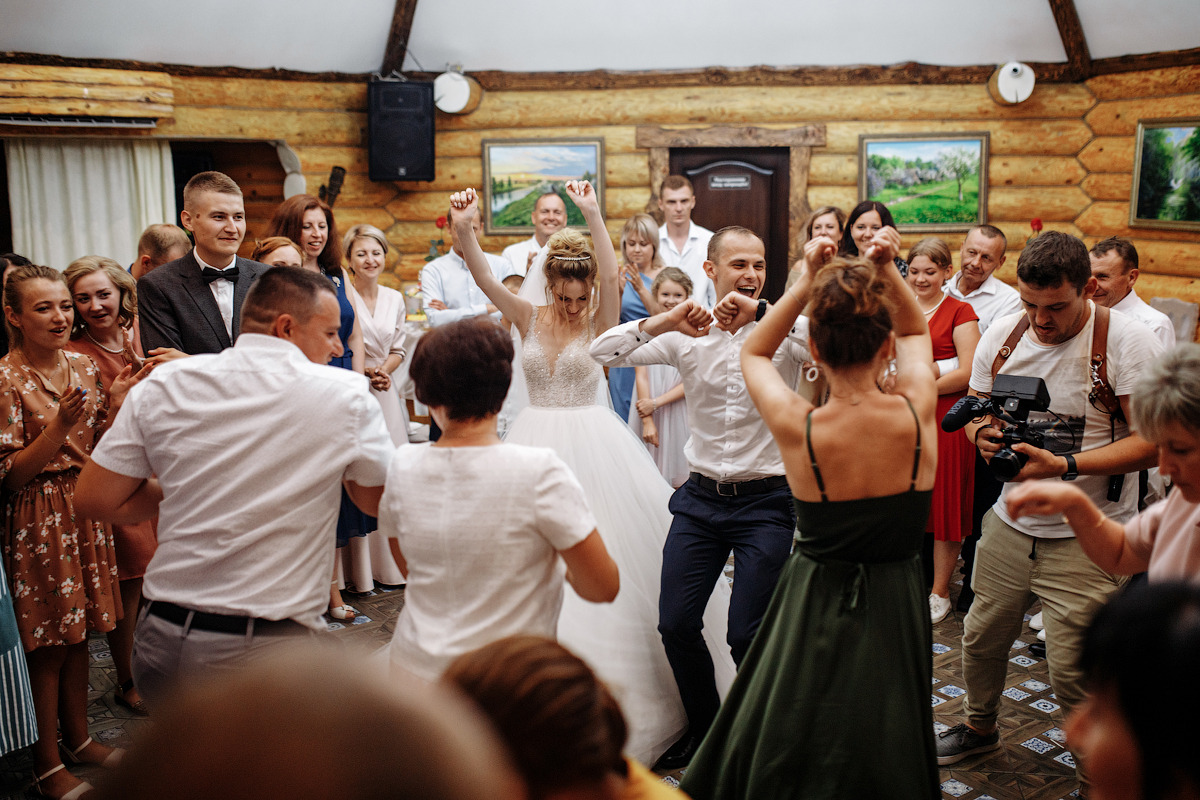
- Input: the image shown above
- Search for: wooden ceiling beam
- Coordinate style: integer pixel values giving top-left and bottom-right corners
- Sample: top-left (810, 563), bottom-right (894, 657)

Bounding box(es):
top-left (380, 0), bottom-right (420, 76)
top-left (1047, 0), bottom-right (1093, 81)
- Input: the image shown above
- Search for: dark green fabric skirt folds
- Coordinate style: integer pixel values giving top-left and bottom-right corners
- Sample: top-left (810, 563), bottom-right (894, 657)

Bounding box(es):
top-left (680, 490), bottom-right (939, 800)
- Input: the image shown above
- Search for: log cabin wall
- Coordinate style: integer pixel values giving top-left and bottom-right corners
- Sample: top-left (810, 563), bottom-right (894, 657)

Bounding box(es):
top-left (3, 65), bottom-right (1198, 314)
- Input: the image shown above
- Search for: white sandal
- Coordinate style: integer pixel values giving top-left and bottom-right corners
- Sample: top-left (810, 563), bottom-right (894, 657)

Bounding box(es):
top-left (60, 736), bottom-right (124, 768)
top-left (30, 763), bottom-right (94, 800)
top-left (328, 604), bottom-right (360, 620)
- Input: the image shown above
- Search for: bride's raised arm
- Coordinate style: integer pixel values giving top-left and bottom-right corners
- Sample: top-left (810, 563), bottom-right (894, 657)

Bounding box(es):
top-left (564, 180), bottom-right (619, 334)
top-left (449, 188), bottom-right (536, 338)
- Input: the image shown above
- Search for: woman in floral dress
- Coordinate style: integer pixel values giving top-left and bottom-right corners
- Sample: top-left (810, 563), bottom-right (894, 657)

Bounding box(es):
top-left (1, 265), bottom-right (142, 799)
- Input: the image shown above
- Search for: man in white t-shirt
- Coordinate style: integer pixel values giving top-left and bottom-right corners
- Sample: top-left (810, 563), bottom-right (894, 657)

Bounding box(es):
top-left (935, 232), bottom-right (1162, 773)
top-left (658, 175), bottom-right (717, 308)
top-left (75, 267), bottom-right (395, 704)
top-left (500, 191), bottom-right (567, 275)
top-left (943, 224), bottom-right (1022, 334)
top-left (1089, 236), bottom-right (1176, 349)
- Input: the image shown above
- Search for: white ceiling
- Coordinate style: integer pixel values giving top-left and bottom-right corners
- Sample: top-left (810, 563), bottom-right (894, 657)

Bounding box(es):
top-left (0, 0), bottom-right (1197, 75)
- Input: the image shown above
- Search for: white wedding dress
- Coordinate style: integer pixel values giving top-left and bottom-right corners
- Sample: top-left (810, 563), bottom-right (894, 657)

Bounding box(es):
top-left (505, 307), bottom-right (736, 765)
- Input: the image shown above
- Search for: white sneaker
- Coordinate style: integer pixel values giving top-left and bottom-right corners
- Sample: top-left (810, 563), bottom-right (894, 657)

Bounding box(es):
top-left (1029, 611), bottom-right (1045, 631)
top-left (1037, 628), bottom-right (1046, 642)
top-left (930, 593), bottom-right (952, 624)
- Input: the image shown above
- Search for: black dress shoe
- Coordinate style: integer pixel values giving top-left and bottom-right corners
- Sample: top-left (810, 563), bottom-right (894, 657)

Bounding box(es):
top-left (1029, 641), bottom-right (1046, 659)
top-left (653, 731), bottom-right (701, 772)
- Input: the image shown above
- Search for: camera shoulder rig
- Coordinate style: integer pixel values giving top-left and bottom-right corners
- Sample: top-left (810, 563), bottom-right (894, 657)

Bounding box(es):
top-left (990, 304), bottom-right (1124, 424)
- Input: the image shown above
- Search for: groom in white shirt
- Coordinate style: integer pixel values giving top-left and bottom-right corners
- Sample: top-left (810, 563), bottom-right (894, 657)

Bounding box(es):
top-left (591, 226), bottom-right (806, 769)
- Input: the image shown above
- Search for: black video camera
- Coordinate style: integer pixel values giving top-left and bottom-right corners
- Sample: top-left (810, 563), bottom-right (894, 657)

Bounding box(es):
top-left (942, 375), bottom-right (1052, 481)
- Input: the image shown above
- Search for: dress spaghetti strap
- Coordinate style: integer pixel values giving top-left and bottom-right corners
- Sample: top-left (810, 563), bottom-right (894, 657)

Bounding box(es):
top-left (805, 397), bottom-right (922, 502)
top-left (902, 396), bottom-right (921, 491)
top-left (804, 410), bottom-right (829, 503)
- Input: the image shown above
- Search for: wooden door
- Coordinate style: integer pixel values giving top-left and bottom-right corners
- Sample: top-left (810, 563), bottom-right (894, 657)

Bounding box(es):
top-left (670, 148), bottom-right (790, 302)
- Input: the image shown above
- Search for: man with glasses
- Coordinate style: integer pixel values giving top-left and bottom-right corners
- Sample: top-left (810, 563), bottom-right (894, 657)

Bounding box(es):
top-left (934, 232), bottom-right (1162, 783)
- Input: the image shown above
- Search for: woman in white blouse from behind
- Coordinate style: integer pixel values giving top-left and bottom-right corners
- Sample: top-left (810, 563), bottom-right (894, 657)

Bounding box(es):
top-left (379, 317), bottom-right (619, 681)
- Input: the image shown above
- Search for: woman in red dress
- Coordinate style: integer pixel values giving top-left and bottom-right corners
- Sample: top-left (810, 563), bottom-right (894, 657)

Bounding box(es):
top-left (906, 238), bottom-right (980, 624)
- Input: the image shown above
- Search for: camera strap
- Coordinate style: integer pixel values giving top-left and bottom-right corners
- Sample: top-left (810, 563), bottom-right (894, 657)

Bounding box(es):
top-left (990, 304), bottom-right (1124, 426)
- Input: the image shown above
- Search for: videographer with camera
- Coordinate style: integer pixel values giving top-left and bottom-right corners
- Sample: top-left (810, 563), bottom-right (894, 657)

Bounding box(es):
top-left (935, 232), bottom-right (1164, 783)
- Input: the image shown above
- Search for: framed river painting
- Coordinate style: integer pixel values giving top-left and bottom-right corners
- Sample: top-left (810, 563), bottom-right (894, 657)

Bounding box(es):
top-left (482, 138), bottom-right (605, 235)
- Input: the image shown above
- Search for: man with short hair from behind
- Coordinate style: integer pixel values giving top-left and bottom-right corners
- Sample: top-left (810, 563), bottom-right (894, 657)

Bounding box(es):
top-left (137, 171), bottom-right (270, 354)
top-left (658, 176), bottom-right (717, 308)
top-left (501, 191), bottom-right (568, 275)
top-left (131, 223), bottom-right (191, 281)
top-left (74, 266), bottom-right (395, 705)
top-left (1089, 236), bottom-right (1175, 350)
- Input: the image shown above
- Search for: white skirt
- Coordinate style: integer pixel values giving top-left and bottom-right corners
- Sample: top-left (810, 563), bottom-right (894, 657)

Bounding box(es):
top-left (506, 403), bottom-right (735, 765)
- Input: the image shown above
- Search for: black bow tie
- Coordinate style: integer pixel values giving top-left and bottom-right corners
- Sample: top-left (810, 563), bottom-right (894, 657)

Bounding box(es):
top-left (201, 266), bottom-right (239, 283)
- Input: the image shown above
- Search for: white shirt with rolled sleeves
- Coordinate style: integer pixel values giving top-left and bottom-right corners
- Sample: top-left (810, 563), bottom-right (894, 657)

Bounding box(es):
top-left (590, 318), bottom-right (809, 482)
top-left (420, 249), bottom-right (514, 327)
top-left (89, 334), bottom-right (395, 630)
top-left (1111, 289), bottom-right (1176, 350)
top-left (501, 235), bottom-right (540, 276)
top-left (945, 274), bottom-right (1023, 334)
top-left (659, 222), bottom-right (717, 308)
top-left (970, 303), bottom-right (1164, 539)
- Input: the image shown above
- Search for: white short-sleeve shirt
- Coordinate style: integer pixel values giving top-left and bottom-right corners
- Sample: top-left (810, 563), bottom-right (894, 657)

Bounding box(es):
top-left (91, 334), bottom-right (395, 628)
top-left (969, 304), bottom-right (1164, 538)
top-left (381, 442), bottom-right (596, 680)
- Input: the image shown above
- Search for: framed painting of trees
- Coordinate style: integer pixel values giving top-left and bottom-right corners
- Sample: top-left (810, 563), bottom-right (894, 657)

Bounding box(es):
top-left (480, 138), bottom-right (605, 236)
top-left (1131, 119), bottom-right (1200, 232)
top-left (858, 133), bottom-right (989, 232)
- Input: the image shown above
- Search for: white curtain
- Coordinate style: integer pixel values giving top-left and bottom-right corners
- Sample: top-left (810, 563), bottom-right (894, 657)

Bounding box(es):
top-left (5, 138), bottom-right (175, 269)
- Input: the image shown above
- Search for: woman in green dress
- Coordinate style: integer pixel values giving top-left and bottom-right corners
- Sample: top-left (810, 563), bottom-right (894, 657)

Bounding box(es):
top-left (681, 226), bottom-right (940, 799)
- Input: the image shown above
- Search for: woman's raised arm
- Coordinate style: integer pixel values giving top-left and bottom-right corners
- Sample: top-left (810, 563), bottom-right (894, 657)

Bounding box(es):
top-left (449, 188), bottom-right (535, 337)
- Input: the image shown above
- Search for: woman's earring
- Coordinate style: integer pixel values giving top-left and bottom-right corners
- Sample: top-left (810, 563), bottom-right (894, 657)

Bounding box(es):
top-left (804, 362), bottom-right (821, 384)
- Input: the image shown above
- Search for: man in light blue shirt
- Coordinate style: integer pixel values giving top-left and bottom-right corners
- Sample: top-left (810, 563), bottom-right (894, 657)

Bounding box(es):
top-left (421, 204), bottom-right (514, 326)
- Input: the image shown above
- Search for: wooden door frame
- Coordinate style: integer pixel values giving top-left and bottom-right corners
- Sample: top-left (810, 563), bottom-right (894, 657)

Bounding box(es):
top-left (636, 125), bottom-right (826, 264)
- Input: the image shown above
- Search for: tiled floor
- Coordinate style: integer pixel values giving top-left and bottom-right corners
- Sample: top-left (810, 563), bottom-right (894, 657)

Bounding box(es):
top-left (0, 576), bottom-right (1080, 799)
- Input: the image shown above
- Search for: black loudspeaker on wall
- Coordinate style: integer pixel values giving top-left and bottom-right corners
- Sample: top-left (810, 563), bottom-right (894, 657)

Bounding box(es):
top-left (368, 80), bottom-right (435, 182)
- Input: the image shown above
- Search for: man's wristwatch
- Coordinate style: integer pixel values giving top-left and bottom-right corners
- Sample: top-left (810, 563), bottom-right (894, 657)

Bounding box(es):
top-left (1061, 453), bottom-right (1079, 481)
top-left (755, 299), bottom-right (768, 321)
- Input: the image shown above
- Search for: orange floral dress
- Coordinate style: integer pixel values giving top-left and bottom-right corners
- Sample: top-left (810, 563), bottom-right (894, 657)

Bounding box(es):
top-left (0, 351), bottom-right (120, 651)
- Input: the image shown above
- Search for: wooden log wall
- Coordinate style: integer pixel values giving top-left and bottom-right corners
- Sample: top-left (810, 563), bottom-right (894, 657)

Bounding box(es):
top-left (2, 65), bottom-right (1198, 312)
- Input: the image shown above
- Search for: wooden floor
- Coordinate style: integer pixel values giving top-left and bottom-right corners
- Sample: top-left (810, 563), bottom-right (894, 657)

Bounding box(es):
top-left (0, 571), bottom-right (1082, 799)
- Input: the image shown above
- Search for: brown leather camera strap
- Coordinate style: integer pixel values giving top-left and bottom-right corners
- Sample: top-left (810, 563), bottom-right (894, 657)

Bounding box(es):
top-left (990, 316), bottom-right (1029, 382)
top-left (990, 303), bottom-right (1124, 422)
top-left (1090, 305), bottom-right (1125, 422)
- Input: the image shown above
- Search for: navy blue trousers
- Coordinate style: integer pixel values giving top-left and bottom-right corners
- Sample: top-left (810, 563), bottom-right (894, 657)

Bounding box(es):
top-left (658, 477), bottom-right (794, 737)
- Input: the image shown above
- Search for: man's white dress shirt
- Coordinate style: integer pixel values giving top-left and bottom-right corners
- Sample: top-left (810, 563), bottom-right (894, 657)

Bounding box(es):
top-left (945, 273), bottom-right (1023, 334)
top-left (194, 251), bottom-right (237, 338)
top-left (1111, 288), bottom-right (1176, 350)
top-left (421, 249), bottom-right (514, 327)
top-left (590, 319), bottom-right (807, 481)
top-left (501, 236), bottom-right (541, 276)
top-left (659, 222), bottom-right (717, 308)
top-left (90, 334), bottom-right (395, 629)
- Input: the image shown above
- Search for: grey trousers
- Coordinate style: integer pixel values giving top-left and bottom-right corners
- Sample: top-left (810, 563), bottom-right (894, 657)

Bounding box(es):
top-left (131, 604), bottom-right (317, 707)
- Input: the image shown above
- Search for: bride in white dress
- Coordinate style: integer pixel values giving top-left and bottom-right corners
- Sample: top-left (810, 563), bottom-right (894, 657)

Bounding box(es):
top-left (450, 183), bottom-right (735, 765)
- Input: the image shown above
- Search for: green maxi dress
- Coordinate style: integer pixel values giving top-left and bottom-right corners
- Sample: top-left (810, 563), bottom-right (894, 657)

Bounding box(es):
top-left (681, 404), bottom-right (939, 800)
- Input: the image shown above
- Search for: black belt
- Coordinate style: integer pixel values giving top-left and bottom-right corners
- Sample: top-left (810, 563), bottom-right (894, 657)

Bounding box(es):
top-left (146, 600), bottom-right (307, 636)
top-left (689, 472), bottom-right (789, 497)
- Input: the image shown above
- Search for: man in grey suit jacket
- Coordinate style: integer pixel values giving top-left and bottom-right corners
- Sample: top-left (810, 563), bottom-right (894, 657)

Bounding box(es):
top-left (139, 171), bottom-right (269, 354)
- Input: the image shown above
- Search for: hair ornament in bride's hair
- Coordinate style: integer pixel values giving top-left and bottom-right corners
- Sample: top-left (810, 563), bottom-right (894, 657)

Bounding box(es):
top-left (553, 254), bottom-right (591, 262)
